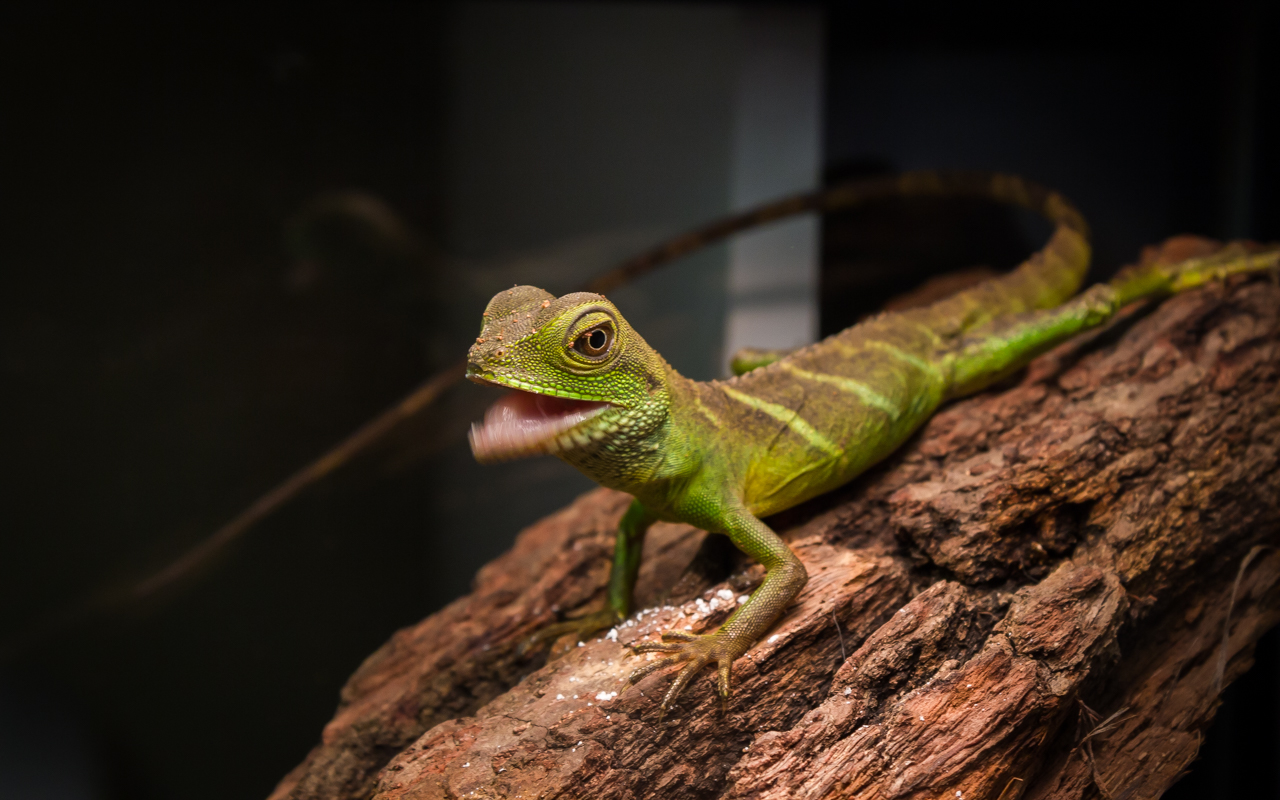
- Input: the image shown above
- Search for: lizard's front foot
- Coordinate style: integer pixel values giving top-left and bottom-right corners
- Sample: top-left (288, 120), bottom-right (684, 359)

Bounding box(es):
top-left (628, 628), bottom-right (748, 719)
top-left (518, 608), bottom-right (619, 659)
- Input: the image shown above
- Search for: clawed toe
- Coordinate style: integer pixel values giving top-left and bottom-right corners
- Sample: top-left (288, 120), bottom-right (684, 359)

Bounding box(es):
top-left (658, 657), bottom-right (711, 719)
top-left (630, 640), bottom-right (683, 655)
top-left (661, 630), bottom-right (700, 642)
top-left (626, 629), bottom-right (701, 657)
top-left (627, 655), bottom-right (681, 684)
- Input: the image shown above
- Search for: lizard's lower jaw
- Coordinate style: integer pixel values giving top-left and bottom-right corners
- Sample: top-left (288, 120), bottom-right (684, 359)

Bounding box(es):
top-left (469, 389), bottom-right (611, 463)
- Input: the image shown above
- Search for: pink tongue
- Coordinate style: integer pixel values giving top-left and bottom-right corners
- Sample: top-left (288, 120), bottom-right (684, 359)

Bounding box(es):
top-left (470, 391), bottom-right (609, 461)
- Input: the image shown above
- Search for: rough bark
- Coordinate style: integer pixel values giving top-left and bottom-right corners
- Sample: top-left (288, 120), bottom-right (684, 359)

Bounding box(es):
top-left (272, 237), bottom-right (1280, 800)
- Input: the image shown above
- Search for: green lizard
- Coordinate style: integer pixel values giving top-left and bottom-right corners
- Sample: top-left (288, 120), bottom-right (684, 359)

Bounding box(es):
top-left (465, 171), bottom-right (1279, 717)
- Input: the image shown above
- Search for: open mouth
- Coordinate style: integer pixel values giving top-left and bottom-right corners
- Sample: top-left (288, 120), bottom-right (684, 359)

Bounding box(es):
top-left (469, 388), bottom-right (611, 462)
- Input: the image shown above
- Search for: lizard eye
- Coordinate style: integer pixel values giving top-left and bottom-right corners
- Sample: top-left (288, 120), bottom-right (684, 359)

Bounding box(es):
top-left (573, 324), bottom-right (614, 358)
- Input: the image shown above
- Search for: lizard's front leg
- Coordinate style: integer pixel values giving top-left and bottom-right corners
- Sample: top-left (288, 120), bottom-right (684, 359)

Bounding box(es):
top-left (628, 503), bottom-right (806, 718)
top-left (520, 498), bottom-right (655, 656)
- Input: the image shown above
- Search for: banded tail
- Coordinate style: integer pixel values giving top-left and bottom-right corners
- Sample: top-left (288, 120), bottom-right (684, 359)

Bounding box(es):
top-left (884, 172), bottom-right (1092, 341)
top-left (730, 171), bottom-right (1092, 376)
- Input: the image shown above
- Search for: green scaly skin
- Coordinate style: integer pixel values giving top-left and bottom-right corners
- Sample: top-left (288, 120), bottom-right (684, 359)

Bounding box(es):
top-left (465, 172), bottom-right (1280, 718)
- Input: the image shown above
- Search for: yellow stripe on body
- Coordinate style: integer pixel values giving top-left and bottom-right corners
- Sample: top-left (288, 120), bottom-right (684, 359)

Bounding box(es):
top-left (856, 340), bottom-right (944, 380)
top-left (719, 385), bottom-right (844, 458)
top-left (778, 363), bottom-right (902, 421)
top-left (907, 320), bottom-right (944, 344)
top-left (691, 392), bottom-right (723, 426)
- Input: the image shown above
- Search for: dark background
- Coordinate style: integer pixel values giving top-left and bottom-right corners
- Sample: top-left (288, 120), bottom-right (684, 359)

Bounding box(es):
top-left (1, 3), bottom-right (1277, 799)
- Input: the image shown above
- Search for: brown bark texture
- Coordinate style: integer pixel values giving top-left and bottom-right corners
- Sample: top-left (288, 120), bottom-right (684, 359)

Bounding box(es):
top-left (271, 237), bottom-right (1280, 800)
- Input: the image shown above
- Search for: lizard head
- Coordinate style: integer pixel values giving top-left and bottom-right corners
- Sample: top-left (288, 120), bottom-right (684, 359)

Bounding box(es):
top-left (466, 286), bottom-right (669, 463)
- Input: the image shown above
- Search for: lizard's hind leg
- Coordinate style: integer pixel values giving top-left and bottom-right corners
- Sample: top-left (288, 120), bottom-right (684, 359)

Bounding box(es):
top-left (1110, 242), bottom-right (1280, 306)
top-left (944, 284), bottom-right (1122, 399)
top-left (943, 244), bottom-right (1280, 400)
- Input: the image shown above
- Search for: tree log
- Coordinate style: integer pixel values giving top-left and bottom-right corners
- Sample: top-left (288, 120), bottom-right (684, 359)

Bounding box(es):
top-left (271, 237), bottom-right (1280, 800)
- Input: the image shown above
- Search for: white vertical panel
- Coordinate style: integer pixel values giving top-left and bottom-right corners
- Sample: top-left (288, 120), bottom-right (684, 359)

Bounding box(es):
top-left (724, 6), bottom-right (824, 372)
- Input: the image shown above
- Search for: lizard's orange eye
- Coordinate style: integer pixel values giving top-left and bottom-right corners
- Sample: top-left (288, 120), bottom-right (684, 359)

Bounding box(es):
top-left (573, 325), bottom-right (614, 358)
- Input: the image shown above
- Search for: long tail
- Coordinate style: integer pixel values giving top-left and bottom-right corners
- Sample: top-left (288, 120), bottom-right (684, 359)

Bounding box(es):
top-left (727, 171), bottom-right (1090, 375)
